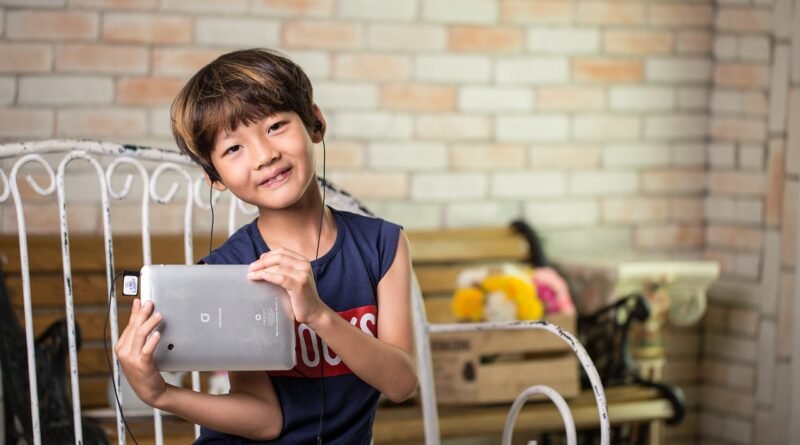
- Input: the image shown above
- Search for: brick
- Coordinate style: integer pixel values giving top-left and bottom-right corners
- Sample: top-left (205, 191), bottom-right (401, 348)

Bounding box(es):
top-left (329, 112), bottom-right (412, 140)
top-left (713, 35), bottom-right (738, 60)
top-left (314, 141), bottom-right (364, 169)
top-left (249, 0), bottom-right (332, 16)
top-left (643, 170), bottom-right (706, 193)
top-left (315, 81), bottom-right (378, 110)
top-left (670, 197), bottom-right (704, 222)
top-left (149, 107), bottom-right (171, 137)
top-left (723, 418), bottom-right (753, 445)
top-left (369, 24), bottom-right (446, 51)
top-left (707, 225), bottom-right (764, 250)
top-left (527, 27), bottom-right (599, 54)
top-left (364, 202), bottom-right (440, 230)
top-left (0, 44), bottom-right (51, 73)
top-left (574, 115), bottom-right (640, 141)
top-left (334, 53), bottom-right (410, 81)
top-left (577, 2), bottom-right (645, 25)
top-left (0, 77), bottom-right (14, 106)
top-left (6, 10), bottom-right (98, 41)
top-left (283, 21), bottom-right (362, 50)
top-left (496, 115), bottom-right (568, 142)
top-left (777, 272), bottom-right (794, 358)
top-left (736, 198), bottom-right (763, 224)
top-left (603, 143), bottom-right (670, 167)
top-left (416, 114), bottom-right (491, 141)
top-left (19, 75), bottom-right (112, 105)
top-left (711, 90), bottom-right (767, 116)
top-left (117, 77), bottom-right (191, 106)
top-left (635, 224), bottom-right (703, 249)
top-left (380, 84), bottom-right (456, 112)
top-left (603, 197), bottom-right (669, 223)
top-left (103, 14), bottom-right (190, 44)
top-left (196, 17), bottom-right (279, 47)
top-left (781, 182), bottom-right (797, 266)
top-left (327, 172), bottom-right (408, 199)
top-left (769, 45), bottom-right (790, 132)
top-left (765, 140), bottom-right (784, 225)
top-left (728, 307), bottom-right (760, 336)
top-left (755, 320), bottom-right (777, 406)
top-left (422, 0), bottom-right (498, 24)
top-left (709, 171), bottom-right (767, 195)
top-left (788, 89), bottom-right (800, 174)
top-left (710, 117), bottom-right (767, 142)
top-left (492, 172), bottom-right (566, 198)
top-left (416, 55), bottom-right (491, 83)
top-left (572, 58), bottom-right (642, 83)
top-left (3, 203), bottom-right (99, 235)
top-left (496, 57), bottom-right (569, 84)
top-left (649, 4), bottom-right (713, 27)
top-left (702, 386), bottom-right (755, 417)
top-left (773, 0), bottom-right (793, 39)
top-left (56, 108), bottom-right (146, 137)
top-left (524, 200), bottom-right (599, 227)
top-left (0, 108), bottom-right (53, 138)
top-left (679, 87), bottom-right (709, 110)
top-left (672, 143), bottom-right (707, 166)
top-left (609, 86), bottom-right (674, 111)
top-left (645, 58), bottom-right (712, 83)
top-left (56, 44), bottom-right (148, 74)
top-left (537, 86), bottom-right (605, 111)
top-left (368, 142), bottom-right (447, 170)
top-left (339, 0), bottom-right (416, 20)
top-left (529, 145), bottom-right (601, 169)
top-left (458, 86), bottom-right (532, 112)
top-left (646, 115), bottom-right (707, 140)
top-left (162, 0), bottom-right (248, 13)
top-left (499, 0), bottom-right (572, 24)
top-left (739, 144), bottom-right (764, 170)
top-left (570, 171), bottom-right (638, 196)
top-left (716, 8), bottom-right (772, 32)
top-left (282, 50), bottom-right (331, 79)
top-left (0, 0), bottom-right (64, 6)
top-left (449, 26), bottom-right (523, 53)
top-left (451, 143), bottom-right (526, 170)
top-left (604, 30), bottom-right (673, 55)
top-left (739, 35), bottom-right (771, 61)
top-left (412, 173), bottom-right (487, 201)
top-left (153, 48), bottom-right (225, 77)
top-left (794, 4), bottom-right (800, 82)
top-left (73, 0), bottom-right (159, 8)
top-left (702, 360), bottom-right (755, 390)
top-left (448, 202), bottom-right (522, 228)
top-left (672, 35), bottom-right (708, 62)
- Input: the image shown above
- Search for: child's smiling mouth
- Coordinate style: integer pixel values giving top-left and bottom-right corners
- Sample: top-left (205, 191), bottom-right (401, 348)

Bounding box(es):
top-left (260, 166), bottom-right (292, 188)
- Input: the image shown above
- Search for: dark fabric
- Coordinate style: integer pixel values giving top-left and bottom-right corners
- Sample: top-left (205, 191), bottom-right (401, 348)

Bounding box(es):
top-left (194, 208), bottom-right (402, 445)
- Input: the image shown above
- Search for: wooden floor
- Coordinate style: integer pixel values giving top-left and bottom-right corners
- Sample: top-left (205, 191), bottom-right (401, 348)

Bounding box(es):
top-left (97, 386), bottom-right (672, 444)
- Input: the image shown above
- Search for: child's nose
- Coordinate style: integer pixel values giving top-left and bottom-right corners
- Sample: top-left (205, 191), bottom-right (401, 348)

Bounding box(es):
top-left (251, 141), bottom-right (279, 169)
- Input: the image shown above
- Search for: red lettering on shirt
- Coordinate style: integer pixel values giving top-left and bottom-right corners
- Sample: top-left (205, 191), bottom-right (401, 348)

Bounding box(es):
top-left (269, 305), bottom-right (378, 378)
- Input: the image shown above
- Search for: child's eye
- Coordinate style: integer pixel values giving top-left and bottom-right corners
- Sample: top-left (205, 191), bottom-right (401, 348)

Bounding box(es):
top-left (268, 121), bottom-right (285, 134)
top-left (224, 145), bottom-right (241, 156)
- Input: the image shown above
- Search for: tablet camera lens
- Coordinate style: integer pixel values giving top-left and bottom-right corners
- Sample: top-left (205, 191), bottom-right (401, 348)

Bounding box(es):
top-left (167, 343), bottom-right (174, 351)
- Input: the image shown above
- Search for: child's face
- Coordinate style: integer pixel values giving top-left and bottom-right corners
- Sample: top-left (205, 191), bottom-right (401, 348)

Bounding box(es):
top-left (209, 110), bottom-right (322, 211)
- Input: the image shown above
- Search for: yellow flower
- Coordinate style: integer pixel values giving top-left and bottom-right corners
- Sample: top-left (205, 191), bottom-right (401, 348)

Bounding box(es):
top-left (452, 287), bottom-right (485, 321)
top-left (482, 274), bottom-right (544, 321)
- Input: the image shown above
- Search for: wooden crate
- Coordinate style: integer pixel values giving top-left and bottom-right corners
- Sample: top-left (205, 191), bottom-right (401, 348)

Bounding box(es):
top-left (428, 312), bottom-right (580, 405)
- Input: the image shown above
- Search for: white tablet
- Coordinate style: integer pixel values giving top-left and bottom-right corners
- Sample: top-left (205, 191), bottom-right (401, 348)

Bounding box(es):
top-left (139, 264), bottom-right (296, 372)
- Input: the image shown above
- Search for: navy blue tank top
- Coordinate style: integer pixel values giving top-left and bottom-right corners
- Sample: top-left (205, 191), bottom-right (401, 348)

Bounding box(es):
top-left (193, 208), bottom-right (402, 445)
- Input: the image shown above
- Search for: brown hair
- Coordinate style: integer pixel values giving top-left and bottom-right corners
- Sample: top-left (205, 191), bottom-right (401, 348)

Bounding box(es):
top-left (170, 48), bottom-right (316, 181)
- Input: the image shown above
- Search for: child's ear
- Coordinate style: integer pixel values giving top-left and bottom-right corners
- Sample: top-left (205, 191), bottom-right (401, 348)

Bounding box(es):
top-left (203, 171), bottom-right (228, 192)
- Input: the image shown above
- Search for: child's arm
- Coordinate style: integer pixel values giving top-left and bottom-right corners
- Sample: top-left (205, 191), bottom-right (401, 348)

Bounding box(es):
top-left (249, 231), bottom-right (417, 402)
top-left (114, 299), bottom-right (283, 440)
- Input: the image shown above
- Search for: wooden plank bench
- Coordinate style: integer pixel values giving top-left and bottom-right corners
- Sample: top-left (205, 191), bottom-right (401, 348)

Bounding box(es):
top-left (0, 226), bottom-right (678, 444)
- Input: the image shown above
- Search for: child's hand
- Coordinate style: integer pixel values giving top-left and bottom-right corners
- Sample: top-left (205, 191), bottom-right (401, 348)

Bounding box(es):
top-left (248, 248), bottom-right (327, 325)
top-left (114, 298), bottom-right (168, 407)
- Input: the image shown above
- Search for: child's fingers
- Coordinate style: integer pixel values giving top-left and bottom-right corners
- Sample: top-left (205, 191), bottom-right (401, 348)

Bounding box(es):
top-left (131, 311), bottom-right (162, 351)
top-left (141, 331), bottom-right (161, 357)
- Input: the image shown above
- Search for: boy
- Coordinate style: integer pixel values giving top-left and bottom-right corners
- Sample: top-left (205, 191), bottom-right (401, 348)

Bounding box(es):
top-left (114, 48), bottom-right (417, 444)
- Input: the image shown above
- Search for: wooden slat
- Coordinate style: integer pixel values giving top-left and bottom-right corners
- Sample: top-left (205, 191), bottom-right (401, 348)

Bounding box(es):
top-left (372, 386), bottom-right (674, 444)
top-left (29, 308), bottom-right (131, 342)
top-left (7, 273), bottom-right (114, 307)
top-left (0, 234), bottom-right (228, 274)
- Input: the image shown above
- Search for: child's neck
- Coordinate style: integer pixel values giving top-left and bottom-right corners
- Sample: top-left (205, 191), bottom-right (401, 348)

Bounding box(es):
top-left (256, 195), bottom-right (336, 261)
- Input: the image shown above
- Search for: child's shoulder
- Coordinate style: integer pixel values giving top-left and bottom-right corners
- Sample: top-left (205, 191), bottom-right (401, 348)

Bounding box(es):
top-left (333, 207), bottom-right (403, 237)
top-left (199, 219), bottom-right (261, 265)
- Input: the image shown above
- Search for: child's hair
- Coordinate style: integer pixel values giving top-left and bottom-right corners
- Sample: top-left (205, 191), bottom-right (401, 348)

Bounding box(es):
top-left (170, 48), bottom-right (316, 182)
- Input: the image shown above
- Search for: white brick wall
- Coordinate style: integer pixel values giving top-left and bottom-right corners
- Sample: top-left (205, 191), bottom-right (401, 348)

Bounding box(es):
top-left (495, 57), bottom-right (570, 85)
top-left (18, 75), bottom-right (112, 105)
top-left (458, 86), bottom-right (533, 112)
top-left (415, 55), bottom-right (491, 83)
top-left (411, 172), bottom-right (488, 201)
top-left (526, 27), bottom-right (600, 54)
top-left (421, 0), bottom-right (497, 24)
top-left (496, 114), bottom-right (569, 142)
top-left (368, 141), bottom-right (448, 170)
top-left (367, 24), bottom-right (446, 51)
top-left (339, 0), bottom-right (417, 21)
top-left (0, 77), bottom-right (14, 105)
top-left (609, 86), bottom-right (675, 111)
top-left (195, 17), bottom-right (281, 47)
top-left (491, 171), bottom-right (566, 198)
